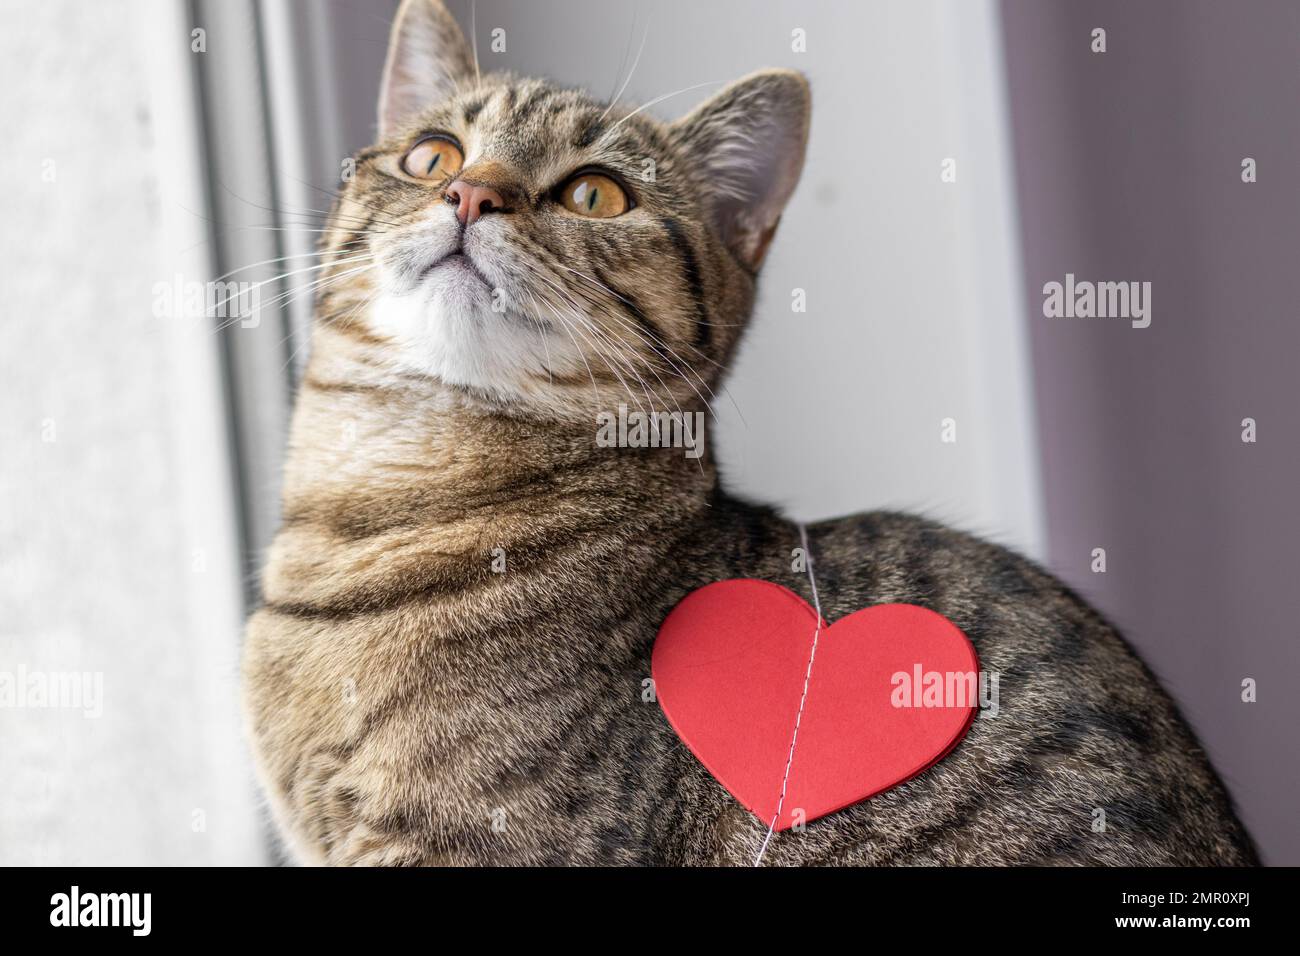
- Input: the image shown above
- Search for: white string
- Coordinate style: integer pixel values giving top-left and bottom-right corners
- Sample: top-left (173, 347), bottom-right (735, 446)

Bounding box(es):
top-left (754, 522), bottom-right (824, 866)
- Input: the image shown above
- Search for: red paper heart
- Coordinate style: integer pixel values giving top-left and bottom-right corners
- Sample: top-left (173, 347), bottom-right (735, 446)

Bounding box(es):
top-left (653, 580), bottom-right (979, 830)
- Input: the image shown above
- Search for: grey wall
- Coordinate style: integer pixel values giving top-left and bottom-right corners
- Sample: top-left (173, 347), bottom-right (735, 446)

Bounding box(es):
top-left (1002, 0), bottom-right (1300, 863)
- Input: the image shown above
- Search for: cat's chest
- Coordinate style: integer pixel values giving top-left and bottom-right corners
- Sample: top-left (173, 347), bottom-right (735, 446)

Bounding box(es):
top-left (281, 587), bottom-right (654, 755)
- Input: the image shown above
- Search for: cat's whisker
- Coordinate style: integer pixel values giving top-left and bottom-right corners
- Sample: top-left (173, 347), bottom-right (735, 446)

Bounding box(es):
top-left (524, 295), bottom-right (555, 387)
top-left (565, 308), bottom-right (682, 439)
top-left (282, 173), bottom-right (417, 232)
top-left (565, 308), bottom-right (707, 472)
top-left (529, 275), bottom-right (658, 422)
top-left (585, 302), bottom-right (735, 427)
top-left (258, 261), bottom-right (377, 320)
top-left (597, 18), bottom-right (649, 125)
top-left (172, 205), bottom-right (386, 261)
top-left (228, 262), bottom-right (376, 336)
top-left (603, 7), bottom-right (638, 113)
top-left (602, 79), bottom-right (726, 138)
top-left (209, 256), bottom-right (376, 334)
top-left (229, 224), bottom-right (384, 235)
top-left (277, 214), bottom-right (389, 233)
top-left (554, 289), bottom-right (688, 426)
top-left (564, 267), bottom-right (747, 430)
top-left (209, 246), bottom-right (371, 285)
top-left (583, 318), bottom-right (681, 423)
top-left (555, 265), bottom-right (727, 421)
top-left (217, 179), bottom-right (407, 230)
top-left (529, 292), bottom-right (602, 409)
top-left (517, 289), bottom-right (555, 386)
top-left (524, 268), bottom-right (657, 419)
top-left (470, 0), bottom-right (481, 88)
top-left (569, 310), bottom-right (658, 422)
top-left (557, 265), bottom-right (721, 388)
top-left (543, 291), bottom-right (650, 421)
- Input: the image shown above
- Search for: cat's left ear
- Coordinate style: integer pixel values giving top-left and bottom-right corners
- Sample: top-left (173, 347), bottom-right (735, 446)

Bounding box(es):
top-left (671, 69), bottom-right (811, 269)
top-left (378, 0), bottom-right (476, 138)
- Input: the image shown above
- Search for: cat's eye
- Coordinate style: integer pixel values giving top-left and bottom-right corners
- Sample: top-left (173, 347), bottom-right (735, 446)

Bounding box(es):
top-left (402, 136), bottom-right (464, 180)
top-left (559, 172), bottom-right (631, 218)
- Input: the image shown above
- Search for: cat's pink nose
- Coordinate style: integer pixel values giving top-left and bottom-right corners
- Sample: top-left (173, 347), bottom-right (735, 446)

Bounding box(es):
top-left (446, 180), bottom-right (505, 226)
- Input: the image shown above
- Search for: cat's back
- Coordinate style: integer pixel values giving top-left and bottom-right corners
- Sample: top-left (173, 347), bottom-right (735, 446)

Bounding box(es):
top-left (756, 508), bottom-right (1258, 865)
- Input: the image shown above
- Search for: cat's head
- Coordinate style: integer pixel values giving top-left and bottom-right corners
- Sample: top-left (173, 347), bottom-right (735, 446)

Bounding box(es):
top-left (322, 0), bottom-right (809, 419)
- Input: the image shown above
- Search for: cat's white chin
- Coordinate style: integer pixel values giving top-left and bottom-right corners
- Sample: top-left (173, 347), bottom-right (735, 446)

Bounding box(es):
top-left (369, 277), bottom-right (559, 399)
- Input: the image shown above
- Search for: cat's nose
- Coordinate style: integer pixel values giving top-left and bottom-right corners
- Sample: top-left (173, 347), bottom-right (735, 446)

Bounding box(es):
top-left (446, 180), bottom-right (506, 226)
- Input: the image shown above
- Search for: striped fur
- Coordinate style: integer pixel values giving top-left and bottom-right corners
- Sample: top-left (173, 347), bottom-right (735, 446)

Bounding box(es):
top-left (241, 0), bottom-right (1256, 865)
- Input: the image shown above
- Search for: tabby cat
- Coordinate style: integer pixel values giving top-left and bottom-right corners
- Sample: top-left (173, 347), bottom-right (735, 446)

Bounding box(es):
top-left (242, 0), bottom-right (1256, 865)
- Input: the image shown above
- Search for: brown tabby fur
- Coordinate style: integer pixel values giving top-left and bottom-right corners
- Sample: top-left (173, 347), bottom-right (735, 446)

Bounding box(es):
top-left (242, 0), bottom-right (1256, 865)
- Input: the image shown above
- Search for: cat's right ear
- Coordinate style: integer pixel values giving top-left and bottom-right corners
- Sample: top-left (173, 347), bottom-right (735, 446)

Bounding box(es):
top-left (671, 70), bottom-right (811, 270)
top-left (378, 0), bottom-right (476, 138)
